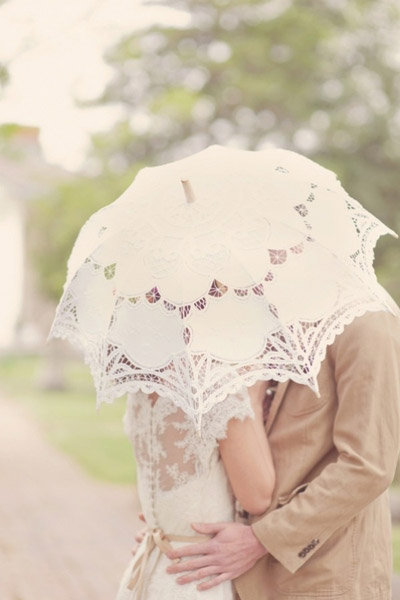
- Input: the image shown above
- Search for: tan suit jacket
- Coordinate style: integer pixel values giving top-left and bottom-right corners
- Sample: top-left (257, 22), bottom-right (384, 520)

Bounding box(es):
top-left (235, 310), bottom-right (400, 600)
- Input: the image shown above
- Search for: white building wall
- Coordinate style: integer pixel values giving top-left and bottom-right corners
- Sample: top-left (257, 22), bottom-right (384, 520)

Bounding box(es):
top-left (0, 188), bottom-right (24, 348)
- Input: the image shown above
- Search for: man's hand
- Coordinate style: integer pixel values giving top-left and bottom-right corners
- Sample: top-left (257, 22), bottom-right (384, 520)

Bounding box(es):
top-left (166, 521), bottom-right (267, 591)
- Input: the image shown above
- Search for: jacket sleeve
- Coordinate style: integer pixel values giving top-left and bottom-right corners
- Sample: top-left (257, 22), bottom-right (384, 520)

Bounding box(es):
top-left (251, 310), bottom-right (400, 574)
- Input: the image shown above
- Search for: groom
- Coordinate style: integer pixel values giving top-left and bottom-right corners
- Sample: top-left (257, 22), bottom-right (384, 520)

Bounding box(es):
top-left (166, 310), bottom-right (400, 599)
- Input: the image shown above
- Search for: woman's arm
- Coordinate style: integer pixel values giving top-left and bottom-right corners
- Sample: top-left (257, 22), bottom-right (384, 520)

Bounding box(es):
top-left (219, 381), bottom-right (276, 515)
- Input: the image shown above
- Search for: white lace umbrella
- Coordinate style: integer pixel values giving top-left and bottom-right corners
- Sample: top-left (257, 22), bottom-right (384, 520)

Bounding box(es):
top-left (49, 145), bottom-right (398, 428)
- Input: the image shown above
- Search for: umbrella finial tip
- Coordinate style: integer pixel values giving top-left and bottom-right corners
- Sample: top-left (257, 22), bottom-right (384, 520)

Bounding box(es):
top-left (181, 178), bottom-right (196, 204)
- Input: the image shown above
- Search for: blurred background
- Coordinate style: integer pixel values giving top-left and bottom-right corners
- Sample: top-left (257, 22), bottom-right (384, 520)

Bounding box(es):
top-left (0, 0), bottom-right (400, 598)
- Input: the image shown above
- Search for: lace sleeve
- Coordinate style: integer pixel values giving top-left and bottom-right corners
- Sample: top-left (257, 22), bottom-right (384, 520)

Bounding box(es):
top-left (198, 386), bottom-right (255, 465)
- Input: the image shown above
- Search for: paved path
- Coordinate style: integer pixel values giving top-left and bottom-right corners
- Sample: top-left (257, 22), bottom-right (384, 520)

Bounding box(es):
top-left (393, 575), bottom-right (400, 600)
top-left (0, 392), bottom-right (141, 600)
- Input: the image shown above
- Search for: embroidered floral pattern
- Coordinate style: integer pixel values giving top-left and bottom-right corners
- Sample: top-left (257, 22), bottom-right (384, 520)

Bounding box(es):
top-left (163, 300), bottom-right (176, 311)
top-left (290, 243), bottom-right (304, 255)
top-left (104, 263), bottom-right (116, 280)
top-left (252, 284), bottom-right (264, 296)
top-left (124, 389), bottom-right (254, 497)
top-left (179, 305), bottom-right (191, 319)
top-left (234, 288), bottom-right (248, 297)
top-left (183, 327), bottom-right (191, 345)
top-left (294, 204), bottom-right (308, 217)
top-left (208, 279), bottom-right (228, 298)
top-left (146, 287), bottom-right (161, 304)
top-left (269, 249), bottom-right (287, 265)
top-left (194, 297), bottom-right (207, 310)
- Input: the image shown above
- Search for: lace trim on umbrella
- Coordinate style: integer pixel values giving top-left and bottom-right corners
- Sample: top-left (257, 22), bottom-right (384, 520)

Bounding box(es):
top-left (49, 294), bottom-right (391, 431)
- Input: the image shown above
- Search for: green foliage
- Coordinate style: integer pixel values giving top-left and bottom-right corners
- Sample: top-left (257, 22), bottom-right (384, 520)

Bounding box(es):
top-left (32, 0), bottom-right (400, 303)
top-left (0, 62), bottom-right (9, 88)
top-left (394, 525), bottom-right (400, 573)
top-left (0, 123), bottom-right (21, 140)
top-left (0, 355), bottom-right (136, 485)
top-left (30, 168), bottom-right (138, 300)
top-left (151, 86), bottom-right (199, 121)
top-left (93, 0), bottom-right (400, 300)
top-left (0, 122), bottom-right (27, 159)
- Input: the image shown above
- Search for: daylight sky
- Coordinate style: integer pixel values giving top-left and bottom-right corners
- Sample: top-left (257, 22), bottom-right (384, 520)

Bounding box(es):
top-left (0, 0), bottom-right (191, 347)
top-left (0, 0), bottom-right (190, 170)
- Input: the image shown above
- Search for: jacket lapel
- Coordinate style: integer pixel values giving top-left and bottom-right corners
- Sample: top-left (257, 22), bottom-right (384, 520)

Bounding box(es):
top-left (265, 380), bottom-right (290, 434)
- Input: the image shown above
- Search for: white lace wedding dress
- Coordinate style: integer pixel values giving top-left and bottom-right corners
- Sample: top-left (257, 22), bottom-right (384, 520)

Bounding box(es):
top-left (115, 387), bottom-right (254, 600)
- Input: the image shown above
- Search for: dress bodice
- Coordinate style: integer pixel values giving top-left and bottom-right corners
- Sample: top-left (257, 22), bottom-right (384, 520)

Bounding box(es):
top-left (123, 389), bottom-right (254, 533)
top-left (116, 388), bottom-right (254, 600)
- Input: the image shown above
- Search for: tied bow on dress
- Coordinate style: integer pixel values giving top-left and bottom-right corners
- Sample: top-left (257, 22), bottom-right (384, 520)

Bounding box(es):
top-left (128, 528), bottom-right (210, 597)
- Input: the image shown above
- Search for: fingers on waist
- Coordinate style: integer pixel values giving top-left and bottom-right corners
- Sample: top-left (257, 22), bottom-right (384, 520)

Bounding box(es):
top-left (168, 541), bottom-right (212, 560)
top-left (167, 555), bottom-right (211, 574)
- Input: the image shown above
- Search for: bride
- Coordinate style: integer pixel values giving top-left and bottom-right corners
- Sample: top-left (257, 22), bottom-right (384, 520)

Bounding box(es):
top-left (115, 380), bottom-right (275, 599)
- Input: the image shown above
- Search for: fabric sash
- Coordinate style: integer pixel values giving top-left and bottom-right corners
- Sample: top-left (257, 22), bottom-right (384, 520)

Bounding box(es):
top-left (127, 527), bottom-right (210, 597)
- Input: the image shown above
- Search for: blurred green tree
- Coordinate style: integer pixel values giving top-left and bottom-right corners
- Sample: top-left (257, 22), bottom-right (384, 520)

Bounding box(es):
top-left (0, 63), bottom-right (9, 89)
top-left (94, 0), bottom-right (400, 297)
top-left (31, 0), bottom-right (400, 302)
top-left (30, 168), bottom-right (140, 301)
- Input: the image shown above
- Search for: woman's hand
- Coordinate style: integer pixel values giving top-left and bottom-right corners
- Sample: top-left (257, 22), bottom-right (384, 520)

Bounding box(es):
top-left (131, 513), bottom-right (147, 555)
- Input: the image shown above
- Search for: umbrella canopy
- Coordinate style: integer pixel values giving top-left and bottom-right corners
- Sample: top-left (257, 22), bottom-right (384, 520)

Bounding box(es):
top-left (49, 145), bottom-right (398, 428)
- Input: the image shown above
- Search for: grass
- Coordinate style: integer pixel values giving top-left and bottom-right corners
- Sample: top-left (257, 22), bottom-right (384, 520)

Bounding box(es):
top-left (394, 526), bottom-right (400, 574)
top-left (0, 354), bottom-right (136, 485)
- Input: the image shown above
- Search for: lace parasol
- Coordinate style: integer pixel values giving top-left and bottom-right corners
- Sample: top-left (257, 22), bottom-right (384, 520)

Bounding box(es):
top-left (49, 145), bottom-right (398, 429)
